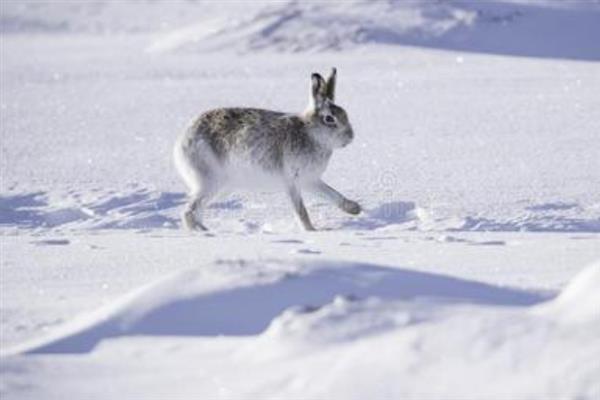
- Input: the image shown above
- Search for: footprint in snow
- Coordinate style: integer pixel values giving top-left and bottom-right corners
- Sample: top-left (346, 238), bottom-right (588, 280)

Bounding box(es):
top-left (273, 239), bottom-right (305, 244)
top-left (31, 239), bottom-right (70, 246)
top-left (295, 248), bottom-right (321, 255)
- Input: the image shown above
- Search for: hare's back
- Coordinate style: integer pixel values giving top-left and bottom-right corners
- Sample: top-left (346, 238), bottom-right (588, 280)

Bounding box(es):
top-left (194, 108), bottom-right (288, 137)
top-left (191, 107), bottom-right (304, 157)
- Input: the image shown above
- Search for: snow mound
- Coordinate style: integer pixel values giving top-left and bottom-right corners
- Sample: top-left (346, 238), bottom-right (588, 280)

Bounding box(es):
top-left (264, 295), bottom-right (434, 345)
top-left (538, 262), bottom-right (600, 324)
top-left (6, 260), bottom-right (545, 355)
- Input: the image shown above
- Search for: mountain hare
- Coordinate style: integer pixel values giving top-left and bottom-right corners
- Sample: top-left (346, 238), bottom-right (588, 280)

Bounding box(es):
top-left (174, 68), bottom-right (361, 231)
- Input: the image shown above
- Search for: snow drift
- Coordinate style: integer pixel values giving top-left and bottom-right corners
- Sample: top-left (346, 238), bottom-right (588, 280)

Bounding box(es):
top-left (2, 260), bottom-right (599, 399)
top-left (5, 259), bottom-right (546, 354)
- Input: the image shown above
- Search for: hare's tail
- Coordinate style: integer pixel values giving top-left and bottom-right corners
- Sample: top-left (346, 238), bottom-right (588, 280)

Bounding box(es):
top-left (174, 128), bottom-right (224, 231)
top-left (173, 132), bottom-right (212, 195)
top-left (173, 135), bottom-right (202, 192)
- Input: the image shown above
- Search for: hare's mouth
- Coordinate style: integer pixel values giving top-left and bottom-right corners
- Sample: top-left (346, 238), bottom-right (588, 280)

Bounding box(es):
top-left (340, 137), bottom-right (353, 148)
top-left (340, 129), bottom-right (354, 147)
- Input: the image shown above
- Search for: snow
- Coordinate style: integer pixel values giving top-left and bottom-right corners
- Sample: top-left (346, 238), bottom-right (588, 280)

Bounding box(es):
top-left (1, 1), bottom-right (600, 399)
top-left (537, 261), bottom-right (600, 324)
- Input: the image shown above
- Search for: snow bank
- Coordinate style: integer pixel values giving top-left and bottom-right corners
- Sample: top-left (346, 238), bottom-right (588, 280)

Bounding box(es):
top-left (2, 0), bottom-right (600, 60)
top-left (179, 0), bottom-right (600, 60)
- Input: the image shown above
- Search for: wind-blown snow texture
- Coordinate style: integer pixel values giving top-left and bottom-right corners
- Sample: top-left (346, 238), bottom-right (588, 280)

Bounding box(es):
top-left (1, 1), bottom-right (599, 399)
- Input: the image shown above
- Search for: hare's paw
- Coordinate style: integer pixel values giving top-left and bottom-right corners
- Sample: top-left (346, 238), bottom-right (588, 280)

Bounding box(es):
top-left (342, 199), bottom-right (361, 215)
top-left (301, 220), bottom-right (317, 231)
top-left (182, 211), bottom-right (208, 231)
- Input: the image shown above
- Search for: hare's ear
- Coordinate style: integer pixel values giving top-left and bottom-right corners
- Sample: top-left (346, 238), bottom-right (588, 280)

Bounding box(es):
top-left (325, 67), bottom-right (336, 101)
top-left (310, 73), bottom-right (326, 110)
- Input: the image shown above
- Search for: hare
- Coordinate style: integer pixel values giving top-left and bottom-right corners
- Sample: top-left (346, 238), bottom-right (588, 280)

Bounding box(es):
top-left (173, 68), bottom-right (361, 231)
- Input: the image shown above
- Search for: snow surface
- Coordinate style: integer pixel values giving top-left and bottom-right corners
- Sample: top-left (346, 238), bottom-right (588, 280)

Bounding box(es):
top-left (1, 1), bottom-right (600, 399)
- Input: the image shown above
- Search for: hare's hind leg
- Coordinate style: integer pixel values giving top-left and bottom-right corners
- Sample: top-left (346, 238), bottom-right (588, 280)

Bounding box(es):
top-left (175, 134), bottom-right (222, 231)
top-left (182, 180), bottom-right (219, 231)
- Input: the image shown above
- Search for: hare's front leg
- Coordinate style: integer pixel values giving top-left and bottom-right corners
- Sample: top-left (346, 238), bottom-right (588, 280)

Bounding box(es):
top-left (310, 180), bottom-right (361, 215)
top-left (287, 185), bottom-right (316, 231)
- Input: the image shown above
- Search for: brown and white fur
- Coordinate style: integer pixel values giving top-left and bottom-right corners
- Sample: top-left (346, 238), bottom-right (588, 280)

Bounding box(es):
top-left (173, 68), bottom-right (361, 231)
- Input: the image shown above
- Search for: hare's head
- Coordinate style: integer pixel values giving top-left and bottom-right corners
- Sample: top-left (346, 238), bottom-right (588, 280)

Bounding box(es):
top-left (305, 68), bottom-right (354, 149)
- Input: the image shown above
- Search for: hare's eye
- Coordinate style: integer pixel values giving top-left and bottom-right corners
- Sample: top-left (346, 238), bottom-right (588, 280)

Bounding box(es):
top-left (323, 115), bottom-right (336, 126)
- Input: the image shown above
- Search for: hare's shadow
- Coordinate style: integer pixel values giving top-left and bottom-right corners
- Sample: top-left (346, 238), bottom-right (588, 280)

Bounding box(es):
top-left (342, 201), bottom-right (417, 230)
